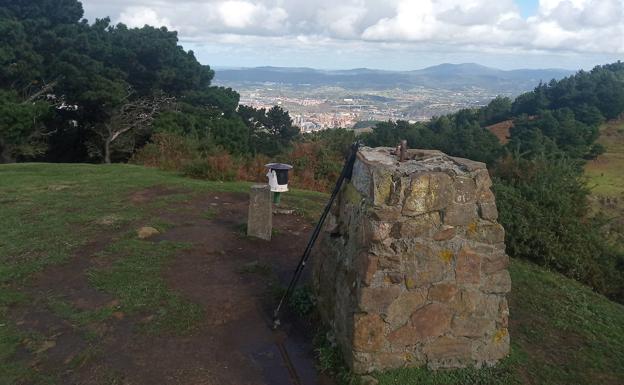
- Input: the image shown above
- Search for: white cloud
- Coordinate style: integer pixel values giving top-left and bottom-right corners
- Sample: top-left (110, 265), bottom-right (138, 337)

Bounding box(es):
top-left (81, 0), bottom-right (624, 69)
top-left (118, 6), bottom-right (174, 30)
top-left (217, 1), bottom-right (287, 30)
top-left (359, 0), bottom-right (624, 54)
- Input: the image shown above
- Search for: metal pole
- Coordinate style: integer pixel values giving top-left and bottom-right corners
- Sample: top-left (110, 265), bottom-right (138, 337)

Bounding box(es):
top-left (272, 142), bottom-right (360, 328)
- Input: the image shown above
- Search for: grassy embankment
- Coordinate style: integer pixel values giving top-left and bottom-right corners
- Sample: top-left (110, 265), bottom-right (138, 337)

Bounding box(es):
top-left (585, 119), bottom-right (624, 200)
top-left (0, 163), bottom-right (623, 385)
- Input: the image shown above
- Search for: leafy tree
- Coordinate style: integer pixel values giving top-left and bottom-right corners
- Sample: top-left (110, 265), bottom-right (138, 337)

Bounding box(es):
top-left (207, 117), bottom-right (249, 155)
top-left (479, 96), bottom-right (512, 126)
top-left (0, 90), bottom-right (50, 162)
top-left (239, 105), bottom-right (300, 156)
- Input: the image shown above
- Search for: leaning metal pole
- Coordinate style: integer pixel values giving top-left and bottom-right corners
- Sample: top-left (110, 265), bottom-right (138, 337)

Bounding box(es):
top-left (272, 142), bottom-right (360, 329)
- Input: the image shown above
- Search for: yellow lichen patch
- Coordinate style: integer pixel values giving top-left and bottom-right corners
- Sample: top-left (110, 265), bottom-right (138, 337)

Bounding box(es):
top-left (494, 328), bottom-right (508, 343)
top-left (404, 353), bottom-right (414, 362)
top-left (467, 221), bottom-right (478, 235)
top-left (405, 277), bottom-right (417, 289)
top-left (439, 249), bottom-right (454, 264)
top-left (343, 183), bottom-right (364, 205)
top-left (372, 170), bottom-right (394, 205)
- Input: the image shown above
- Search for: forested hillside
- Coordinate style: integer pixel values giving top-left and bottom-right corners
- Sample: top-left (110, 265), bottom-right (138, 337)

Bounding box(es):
top-left (0, 0), bottom-right (295, 164)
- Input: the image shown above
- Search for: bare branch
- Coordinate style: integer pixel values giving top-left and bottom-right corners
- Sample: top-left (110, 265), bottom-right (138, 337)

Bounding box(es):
top-left (24, 79), bottom-right (60, 103)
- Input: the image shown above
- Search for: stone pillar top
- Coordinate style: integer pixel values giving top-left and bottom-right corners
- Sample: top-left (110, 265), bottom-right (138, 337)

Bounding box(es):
top-left (357, 147), bottom-right (486, 175)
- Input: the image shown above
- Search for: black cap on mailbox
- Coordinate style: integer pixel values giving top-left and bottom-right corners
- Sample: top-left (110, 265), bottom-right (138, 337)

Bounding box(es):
top-left (265, 163), bottom-right (293, 186)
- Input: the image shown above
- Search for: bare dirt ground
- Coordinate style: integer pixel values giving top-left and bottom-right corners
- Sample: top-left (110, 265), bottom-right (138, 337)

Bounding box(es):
top-left (9, 187), bottom-right (333, 385)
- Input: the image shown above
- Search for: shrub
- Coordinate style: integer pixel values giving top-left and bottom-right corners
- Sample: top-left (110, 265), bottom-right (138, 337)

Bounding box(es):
top-left (493, 155), bottom-right (624, 300)
top-left (132, 132), bottom-right (197, 171)
top-left (182, 152), bottom-right (237, 181)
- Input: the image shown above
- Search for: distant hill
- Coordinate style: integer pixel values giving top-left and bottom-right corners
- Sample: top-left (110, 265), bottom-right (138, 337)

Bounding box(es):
top-left (214, 63), bottom-right (574, 93)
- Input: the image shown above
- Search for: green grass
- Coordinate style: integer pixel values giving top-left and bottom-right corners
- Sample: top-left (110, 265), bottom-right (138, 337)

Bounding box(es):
top-left (585, 119), bottom-right (624, 198)
top-left (1, 163), bottom-right (623, 385)
top-left (89, 237), bottom-right (203, 334)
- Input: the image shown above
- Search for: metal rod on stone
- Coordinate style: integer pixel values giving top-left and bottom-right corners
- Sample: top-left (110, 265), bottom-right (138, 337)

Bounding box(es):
top-left (272, 142), bottom-right (360, 329)
top-left (399, 140), bottom-right (408, 162)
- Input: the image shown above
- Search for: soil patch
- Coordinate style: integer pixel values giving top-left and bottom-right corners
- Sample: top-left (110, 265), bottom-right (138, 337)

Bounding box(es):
top-left (12, 189), bottom-right (333, 385)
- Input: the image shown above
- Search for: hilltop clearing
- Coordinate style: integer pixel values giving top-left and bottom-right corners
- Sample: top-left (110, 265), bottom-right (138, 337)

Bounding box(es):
top-left (1, 164), bottom-right (623, 385)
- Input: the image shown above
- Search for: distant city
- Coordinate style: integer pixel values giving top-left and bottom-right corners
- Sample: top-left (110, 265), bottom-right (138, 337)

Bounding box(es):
top-left (233, 85), bottom-right (492, 132)
top-left (214, 64), bottom-right (573, 132)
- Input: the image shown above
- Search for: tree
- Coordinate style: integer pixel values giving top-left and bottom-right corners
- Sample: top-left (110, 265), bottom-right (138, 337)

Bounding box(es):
top-left (90, 91), bottom-right (173, 163)
top-left (0, 90), bottom-right (50, 162)
top-left (479, 96), bottom-right (512, 126)
top-left (239, 105), bottom-right (300, 156)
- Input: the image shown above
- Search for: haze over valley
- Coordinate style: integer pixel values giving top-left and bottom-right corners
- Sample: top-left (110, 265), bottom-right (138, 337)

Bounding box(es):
top-left (215, 63), bottom-right (573, 130)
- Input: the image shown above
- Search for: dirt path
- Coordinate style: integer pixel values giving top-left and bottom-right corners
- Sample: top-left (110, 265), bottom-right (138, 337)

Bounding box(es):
top-left (11, 188), bottom-right (334, 385)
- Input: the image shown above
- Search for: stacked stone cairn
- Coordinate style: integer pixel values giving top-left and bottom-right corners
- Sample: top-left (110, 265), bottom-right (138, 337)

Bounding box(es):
top-left (312, 147), bottom-right (511, 373)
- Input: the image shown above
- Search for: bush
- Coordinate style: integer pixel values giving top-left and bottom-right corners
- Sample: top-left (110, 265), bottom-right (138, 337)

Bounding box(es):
top-left (182, 152), bottom-right (237, 181)
top-left (493, 155), bottom-right (624, 300)
top-left (132, 132), bottom-right (197, 171)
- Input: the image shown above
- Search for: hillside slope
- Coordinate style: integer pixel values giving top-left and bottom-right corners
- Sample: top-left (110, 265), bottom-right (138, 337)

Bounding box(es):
top-left (214, 64), bottom-right (573, 92)
top-left (0, 164), bottom-right (622, 385)
top-left (585, 119), bottom-right (624, 245)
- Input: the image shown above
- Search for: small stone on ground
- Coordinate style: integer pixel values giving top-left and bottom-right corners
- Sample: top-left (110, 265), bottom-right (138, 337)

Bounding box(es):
top-left (137, 226), bottom-right (160, 239)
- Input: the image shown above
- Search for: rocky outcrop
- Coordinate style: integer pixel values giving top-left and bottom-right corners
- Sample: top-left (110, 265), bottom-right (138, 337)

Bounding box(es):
top-left (312, 147), bottom-right (510, 373)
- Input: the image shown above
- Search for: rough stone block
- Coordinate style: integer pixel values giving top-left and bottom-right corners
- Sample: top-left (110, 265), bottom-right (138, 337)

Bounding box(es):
top-left (356, 253), bottom-right (379, 286)
top-left (468, 222), bottom-right (506, 244)
top-left (433, 226), bottom-right (456, 241)
top-left (359, 286), bottom-right (401, 314)
top-left (478, 202), bottom-right (499, 220)
top-left (393, 212), bottom-right (441, 238)
top-left (385, 289), bottom-right (427, 329)
top-left (423, 336), bottom-right (473, 363)
top-left (482, 270), bottom-right (512, 294)
top-left (247, 184), bottom-right (272, 240)
top-left (429, 283), bottom-right (459, 302)
top-left (452, 316), bottom-right (494, 338)
top-left (453, 177), bottom-right (477, 204)
top-left (409, 303), bottom-right (453, 339)
top-left (443, 203), bottom-right (479, 226)
top-left (403, 173), bottom-right (454, 216)
top-left (312, 147), bottom-right (511, 373)
top-left (456, 247), bottom-right (482, 285)
top-left (473, 168), bottom-right (493, 190)
top-left (481, 252), bottom-right (509, 275)
top-left (353, 314), bottom-right (386, 352)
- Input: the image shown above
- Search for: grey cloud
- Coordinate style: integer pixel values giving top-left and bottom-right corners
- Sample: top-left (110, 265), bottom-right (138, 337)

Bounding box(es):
top-left (79, 0), bottom-right (624, 57)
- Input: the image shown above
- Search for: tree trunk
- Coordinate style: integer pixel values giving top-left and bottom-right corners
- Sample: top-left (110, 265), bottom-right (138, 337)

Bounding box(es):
top-left (104, 138), bottom-right (111, 164)
top-left (0, 140), bottom-right (14, 164)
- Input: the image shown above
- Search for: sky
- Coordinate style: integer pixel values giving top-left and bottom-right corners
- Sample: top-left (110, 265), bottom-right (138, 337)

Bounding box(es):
top-left (80, 0), bottom-right (624, 71)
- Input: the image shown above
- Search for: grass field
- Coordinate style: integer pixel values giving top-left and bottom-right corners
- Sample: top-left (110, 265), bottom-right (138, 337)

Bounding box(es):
top-left (585, 119), bottom-right (624, 246)
top-left (585, 119), bottom-right (624, 199)
top-left (1, 164), bottom-right (623, 385)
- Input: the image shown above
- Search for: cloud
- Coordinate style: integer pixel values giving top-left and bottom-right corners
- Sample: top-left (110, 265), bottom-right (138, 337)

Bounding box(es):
top-left (217, 1), bottom-right (287, 30)
top-left (359, 0), bottom-right (624, 54)
top-left (81, 0), bottom-right (624, 62)
top-left (118, 6), bottom-right (174, 30)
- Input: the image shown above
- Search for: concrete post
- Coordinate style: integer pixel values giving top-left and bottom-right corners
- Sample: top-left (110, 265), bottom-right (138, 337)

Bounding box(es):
top-left (247, 184), bottom-right (272, 240)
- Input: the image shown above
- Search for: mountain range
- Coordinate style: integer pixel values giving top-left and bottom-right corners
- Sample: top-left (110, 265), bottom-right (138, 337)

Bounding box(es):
top-left (214, 63), bottom-right (574, 93)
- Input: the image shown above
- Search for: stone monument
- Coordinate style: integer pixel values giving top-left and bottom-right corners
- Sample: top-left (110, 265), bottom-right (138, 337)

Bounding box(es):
top-left (312, 147), bottom-right (511, 373)
top-left (247, 184), bottom-right (272, 240)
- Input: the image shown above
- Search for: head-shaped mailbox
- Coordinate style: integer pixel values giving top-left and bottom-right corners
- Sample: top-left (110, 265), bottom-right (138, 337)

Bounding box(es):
top-left (265, 163), bottom-right (293, 193)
